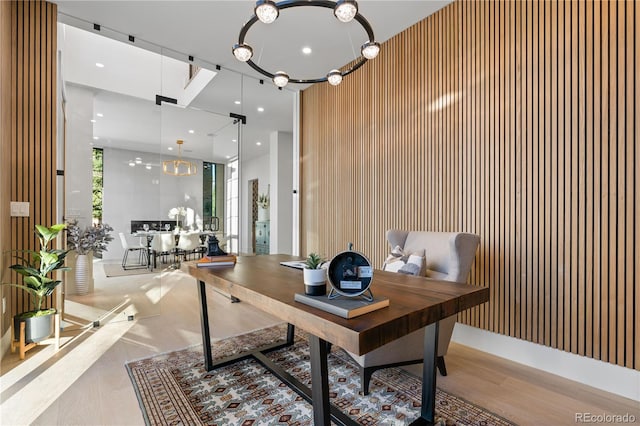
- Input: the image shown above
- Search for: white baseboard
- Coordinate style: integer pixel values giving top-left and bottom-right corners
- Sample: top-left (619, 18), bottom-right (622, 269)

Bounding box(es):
top-left (451, 323), bottom-right (640, 402)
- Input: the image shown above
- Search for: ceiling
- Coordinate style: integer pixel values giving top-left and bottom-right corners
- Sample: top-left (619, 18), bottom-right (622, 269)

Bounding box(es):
top-left (54, 0), bottom-right (451, 163)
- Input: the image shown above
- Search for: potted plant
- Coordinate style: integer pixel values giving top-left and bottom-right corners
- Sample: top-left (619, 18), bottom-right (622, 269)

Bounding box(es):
top-left (66, 219), bottom-right (114, 295)
top-left (303, 252), bottom-right (326, 296)
top-left (257, 193), bottom-right (269, 221)
top-left (3, 224), bottom-right (70, 345)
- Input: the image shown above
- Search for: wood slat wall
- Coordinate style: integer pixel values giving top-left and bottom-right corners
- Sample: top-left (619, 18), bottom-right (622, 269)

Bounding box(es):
top-left (1, 1), bottom-right (13, 337)
top-left (300, 0), bottom-right (638, 369)
top-left (1, 0), bottom-right (58, 332)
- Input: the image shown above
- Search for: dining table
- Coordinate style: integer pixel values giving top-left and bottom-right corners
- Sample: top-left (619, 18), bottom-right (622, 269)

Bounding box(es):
top-left (132, 230), bottom-right (226, 268)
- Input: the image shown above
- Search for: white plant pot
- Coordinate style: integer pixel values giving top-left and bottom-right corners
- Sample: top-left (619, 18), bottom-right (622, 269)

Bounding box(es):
top-left (303, 268), bottom-right (326, 296)
top-left (75, 254), bottom-right (90, 295)
top-left (258, 208), bottom-right (269, 222)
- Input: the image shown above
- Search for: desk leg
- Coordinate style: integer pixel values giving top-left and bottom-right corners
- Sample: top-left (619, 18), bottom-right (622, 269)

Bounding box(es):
top-left (286, 323), bottom-right (295, 345)
top-left (197, 280), bottom-right (214, 371)
top-left (309, 335), bottom-right (330, 426)
top-left (416, 322), bottom-right (439, 424)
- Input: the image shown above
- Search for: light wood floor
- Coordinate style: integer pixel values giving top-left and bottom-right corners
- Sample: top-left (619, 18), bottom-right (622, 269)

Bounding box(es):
top-left (1, 262), bottom-right (638, 425)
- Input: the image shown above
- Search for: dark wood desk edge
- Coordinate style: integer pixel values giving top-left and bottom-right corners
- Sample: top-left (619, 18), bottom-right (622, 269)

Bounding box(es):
top-left (187, 258), bottom-right (489, 356)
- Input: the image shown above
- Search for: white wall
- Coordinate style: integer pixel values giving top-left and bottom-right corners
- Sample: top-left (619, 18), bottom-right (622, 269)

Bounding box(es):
top-left (64, 85), bottom-right (94, 228)
top-left (101, 148), bottom-right (203, 261)
top-left (269, 131), bottom-right (293, 255)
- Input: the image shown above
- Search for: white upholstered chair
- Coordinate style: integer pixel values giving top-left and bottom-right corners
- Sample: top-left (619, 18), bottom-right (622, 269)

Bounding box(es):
top-left (176, 232), bottom-right (203, 260)
top-left (346, 229), bottom-right (480, 394)
top-left (150, 233), bottom-right (177, 267)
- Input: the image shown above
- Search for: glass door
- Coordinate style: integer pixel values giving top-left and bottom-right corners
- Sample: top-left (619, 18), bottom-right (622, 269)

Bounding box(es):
top-left (157, 50), bottom-right (242, 302)
top-left (60, 23), bottom-right (166, 325)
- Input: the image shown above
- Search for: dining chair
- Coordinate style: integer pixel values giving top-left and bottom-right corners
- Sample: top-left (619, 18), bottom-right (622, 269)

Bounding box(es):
top-left (176, 232), bottom-right (204, 261)
top-left (150, 233), bottom-right (178, 267)
top-left (119, 232), bottom-right (148, 270)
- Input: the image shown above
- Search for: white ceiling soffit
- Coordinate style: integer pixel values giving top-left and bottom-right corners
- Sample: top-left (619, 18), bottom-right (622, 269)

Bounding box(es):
top-left (61, 24), bottom-right (216, 106)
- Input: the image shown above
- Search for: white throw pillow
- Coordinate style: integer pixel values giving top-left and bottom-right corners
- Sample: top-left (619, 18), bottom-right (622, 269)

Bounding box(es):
top-left (383, 247), bottom-right (425, 276)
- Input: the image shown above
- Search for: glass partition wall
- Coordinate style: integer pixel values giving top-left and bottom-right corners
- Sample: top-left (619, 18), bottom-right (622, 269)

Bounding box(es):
top-left (59, 17), bottom-right (296, 328)
top-left (59, 24), bottom-right (243, 326)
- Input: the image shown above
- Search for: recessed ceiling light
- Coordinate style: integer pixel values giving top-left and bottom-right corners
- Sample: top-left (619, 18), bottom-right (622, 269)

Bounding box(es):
top-left (145, 164), bottom-right (152, 170)
top-left (128, 161), bottom-right (135, 167)
top-left (95, 62), bottom-right (104, 68)
top-left (302, 46), bottom-right (312, 55)
top-left (234, 100), bottom-right (241, 105)
top-left (96, 113), bottom-right (103, 117)
top-left (168, 147), bottom-right (173, 151)
top-left (226, 155), bottom-right (231, 159)
top-left (188, 129), bottom-right (194, 134)
top-left (135, 157), bottom-right (142, 164)
top-left (256, 141), bottom-right (262, 146)
top-left (93, 136), bottom-right (99, 140)
top-left (90, 119), bottom-right (96, 123)
top-left (257, 107), bottom-right (264, 112)
top-left (232, 139), bottom-right (237, 143)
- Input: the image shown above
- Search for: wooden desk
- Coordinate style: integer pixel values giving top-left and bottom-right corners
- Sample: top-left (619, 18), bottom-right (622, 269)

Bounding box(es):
top-left (188, 254), bottom-right (489, 426)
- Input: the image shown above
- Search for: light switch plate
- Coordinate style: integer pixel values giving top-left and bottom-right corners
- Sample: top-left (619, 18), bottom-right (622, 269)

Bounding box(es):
top-left (10, 201), bottom-right (30, 217)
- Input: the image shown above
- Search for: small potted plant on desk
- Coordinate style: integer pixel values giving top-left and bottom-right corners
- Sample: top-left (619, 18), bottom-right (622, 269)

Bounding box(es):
top-left (303, 253), bottom-right (327, 296)
top-left (2, 224), bottom-right (70, 359)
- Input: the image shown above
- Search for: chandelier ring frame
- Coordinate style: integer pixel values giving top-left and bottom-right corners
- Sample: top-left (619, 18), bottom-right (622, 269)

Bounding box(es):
top-left (236, 0), bottom-right (376, 84)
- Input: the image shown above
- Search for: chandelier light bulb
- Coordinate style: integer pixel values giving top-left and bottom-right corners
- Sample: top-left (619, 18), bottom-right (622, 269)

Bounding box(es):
top-left (327, 69), bottom-right (343, 86)
top-left (273, 71), bottom-right (289, 88)
top-left (232, 43), bottom-right (253, 62)
top-left (255, 0), bottom-right (279, 24)
top-left (334, 0), bottom-right (358, 23)
top-left (361, 41), bottom-right (380, 60)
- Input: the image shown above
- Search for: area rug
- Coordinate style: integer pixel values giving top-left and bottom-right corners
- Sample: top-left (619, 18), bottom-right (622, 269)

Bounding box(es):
top-left (126, 325), bottom-right (516, 426)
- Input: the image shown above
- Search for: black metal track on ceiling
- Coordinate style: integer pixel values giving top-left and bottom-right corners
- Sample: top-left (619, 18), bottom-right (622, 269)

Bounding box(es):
top-left (155, 95), bottom-right (178, 106)
top-left (229, 113), bottom-right (247, 125)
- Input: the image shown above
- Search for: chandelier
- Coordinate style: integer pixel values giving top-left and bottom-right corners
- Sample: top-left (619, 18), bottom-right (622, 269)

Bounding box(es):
top-left (232, 0), bottom-right (380, 88)
top-left (163, 140), bottom-right (197, 176)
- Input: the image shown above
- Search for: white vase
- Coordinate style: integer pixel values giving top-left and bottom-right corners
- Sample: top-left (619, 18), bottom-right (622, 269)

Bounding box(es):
top-left (258, 208), bottom-right (269, 222)
top-left (75, 254), bottom-right (90, 295)
top-left (303, 268), bottom-right (326, 296)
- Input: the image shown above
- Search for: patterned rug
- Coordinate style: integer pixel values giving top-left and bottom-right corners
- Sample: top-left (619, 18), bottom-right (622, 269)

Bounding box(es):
top-left (126, 325), bottom-right (515, 425)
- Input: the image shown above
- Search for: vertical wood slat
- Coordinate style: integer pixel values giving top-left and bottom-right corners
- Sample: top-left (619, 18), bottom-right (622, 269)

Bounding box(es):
top-left (300, 0), bottom-right (638, 370)
top-left (5, 0), bottom-right (58, 321)
top-left (0, 0), bottom-right (13, 333)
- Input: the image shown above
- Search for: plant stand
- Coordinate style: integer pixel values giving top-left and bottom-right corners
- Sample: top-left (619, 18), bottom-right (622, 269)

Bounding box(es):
top-left (11, 313), bottom-right (60, 360)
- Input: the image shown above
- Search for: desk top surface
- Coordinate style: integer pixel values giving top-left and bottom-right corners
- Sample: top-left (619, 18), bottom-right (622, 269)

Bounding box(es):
top-left (188, 254), bottom-right (489, 355)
